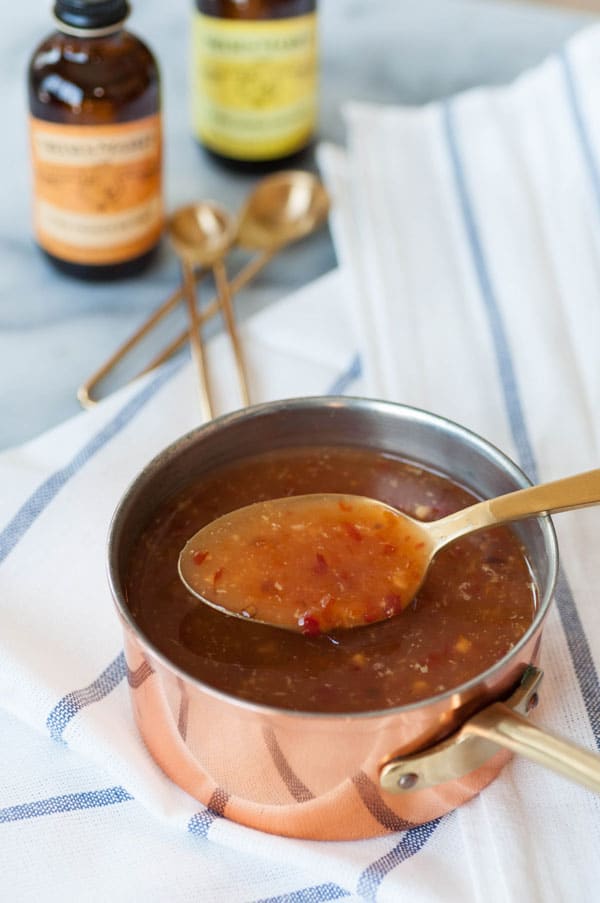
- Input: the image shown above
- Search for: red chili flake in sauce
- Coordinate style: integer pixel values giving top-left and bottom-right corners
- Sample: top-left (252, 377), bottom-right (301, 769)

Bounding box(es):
top-left (313, 553), bottom-right (328, 574)
top-left (192, 550), bottom-right (209, 566)
top-left (384, 593), bottom-right (404, 616)
top-left (343, 522), bottom-right (363, 542)
top-left (212, 567), bottom-right (224, 586)
top-left (338, 500), bottom-right (353, 512)
top-left (299, 614), bottom-right (321, 637)
top-left (382, 543), bottom-right (397, 555)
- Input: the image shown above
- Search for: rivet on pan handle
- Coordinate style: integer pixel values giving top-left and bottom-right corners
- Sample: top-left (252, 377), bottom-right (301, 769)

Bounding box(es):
top-left (380, 667), bottom-right (600, 795)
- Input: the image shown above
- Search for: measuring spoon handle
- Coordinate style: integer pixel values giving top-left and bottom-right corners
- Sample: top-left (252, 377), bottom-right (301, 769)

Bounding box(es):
top-left (426, 467), bottom-right (600, 549)
top-left (140, 249), bottom-right (274, 377)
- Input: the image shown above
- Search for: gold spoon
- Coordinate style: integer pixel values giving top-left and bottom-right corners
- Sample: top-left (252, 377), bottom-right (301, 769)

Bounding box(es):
top-left (167, 201), bottom-right (239, 420)
top-left (178, 468), bottom-right (600, 635)
top-left (76, 171), bottom-right (330, 408)
top-left (141, 170), bottom-right (330, 374)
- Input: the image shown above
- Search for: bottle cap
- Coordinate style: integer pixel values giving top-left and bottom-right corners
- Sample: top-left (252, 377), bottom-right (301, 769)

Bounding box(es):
top-left (54, 0), bottom-right (130, 33)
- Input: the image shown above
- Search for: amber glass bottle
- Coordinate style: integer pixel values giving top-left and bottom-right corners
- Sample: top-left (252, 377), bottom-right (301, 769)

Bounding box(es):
top-left (28, 0), bottom-right (163, 280)
top-left (192, 0), bottom-right (318, 169)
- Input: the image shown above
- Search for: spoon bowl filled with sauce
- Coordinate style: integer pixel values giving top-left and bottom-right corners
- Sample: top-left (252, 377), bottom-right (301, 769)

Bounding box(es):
top-left (178, 492), bottom-right (431, 635)
top-left (178, 471), bottom-right (600, 635)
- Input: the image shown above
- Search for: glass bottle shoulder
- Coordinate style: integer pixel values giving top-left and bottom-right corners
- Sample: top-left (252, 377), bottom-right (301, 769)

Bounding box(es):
top-left (28, 30), bottom-right (160, 124)
top-left (196, 0), bottom-right (316, 20)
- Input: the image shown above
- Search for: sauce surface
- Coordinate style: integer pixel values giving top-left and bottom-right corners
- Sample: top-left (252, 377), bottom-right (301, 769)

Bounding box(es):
top-left (179, 494), bottom-right (430, 633)
top-left (126, 446), bottom-right (537, 713)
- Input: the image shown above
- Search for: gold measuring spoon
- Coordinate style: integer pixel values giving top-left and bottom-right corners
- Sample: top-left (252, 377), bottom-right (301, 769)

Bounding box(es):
top-left (167, 201), bottom-right (238, 420)
top-left (179, 468), bottom-right (600, 634)
top-left (77, 171), bottom-right (329, 409)
top-left (141, 170), bottom-right (330, 374)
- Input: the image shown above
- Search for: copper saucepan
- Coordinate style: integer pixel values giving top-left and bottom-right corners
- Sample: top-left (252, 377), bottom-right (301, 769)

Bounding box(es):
top-left (107, 396), bottom-right (600, 841)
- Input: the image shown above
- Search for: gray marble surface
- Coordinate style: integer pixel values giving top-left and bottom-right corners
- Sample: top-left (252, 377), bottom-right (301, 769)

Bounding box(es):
top-left (1, 0), bottom-right (594, 451)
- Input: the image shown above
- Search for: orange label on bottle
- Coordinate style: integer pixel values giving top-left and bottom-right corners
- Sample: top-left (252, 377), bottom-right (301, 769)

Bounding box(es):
top-left (30, 114), bottom-right (163, 266)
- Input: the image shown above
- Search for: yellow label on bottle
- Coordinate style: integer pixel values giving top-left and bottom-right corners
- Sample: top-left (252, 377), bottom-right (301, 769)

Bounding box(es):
top-left (192, 12), bottom-right (318, 161)
top-left (29, 114), bottom-right (163, 265)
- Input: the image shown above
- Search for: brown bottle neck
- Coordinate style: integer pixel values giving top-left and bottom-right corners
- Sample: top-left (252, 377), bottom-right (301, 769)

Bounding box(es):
top-left (196, 1), bottom-right (315, 18)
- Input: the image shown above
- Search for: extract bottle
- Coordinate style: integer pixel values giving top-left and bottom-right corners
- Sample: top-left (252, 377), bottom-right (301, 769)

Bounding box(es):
top-left (28, 0), bottom-right (163, 280)
top-left (192, 0), bottom-right (318, 168)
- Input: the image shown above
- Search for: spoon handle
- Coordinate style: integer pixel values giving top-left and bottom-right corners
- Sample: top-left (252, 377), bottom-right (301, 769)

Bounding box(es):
top-left (76, 271), bottom-right (207, 408)
top-left (213, 260), bottom-right (251, 407)
top-left (426, 467), bottom-right (600, 549)
top-left (139, 249), bottom-right (274, 377)
top-left (182, 259), bottom-right (214, 421)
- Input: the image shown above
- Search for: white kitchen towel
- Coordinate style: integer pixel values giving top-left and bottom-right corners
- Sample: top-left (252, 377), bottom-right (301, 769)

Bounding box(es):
top-left (318, 21), bottom-right (600, 903)
top-left (3, 23), bottom-right (600, 903)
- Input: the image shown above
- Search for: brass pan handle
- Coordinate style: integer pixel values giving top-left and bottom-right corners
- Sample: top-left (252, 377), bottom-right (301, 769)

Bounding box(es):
top-left (380, 667), bottom-right (600, 795)
top-left (465, 703), bottom-right (600, 793)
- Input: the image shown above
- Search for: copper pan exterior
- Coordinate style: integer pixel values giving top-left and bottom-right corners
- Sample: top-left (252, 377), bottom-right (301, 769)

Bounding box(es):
top-left (107, 397), bottom-right (557, 840)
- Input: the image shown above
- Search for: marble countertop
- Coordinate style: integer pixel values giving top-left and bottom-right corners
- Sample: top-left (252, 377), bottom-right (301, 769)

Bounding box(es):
top-left (1, 0), bottom-right (594, 451)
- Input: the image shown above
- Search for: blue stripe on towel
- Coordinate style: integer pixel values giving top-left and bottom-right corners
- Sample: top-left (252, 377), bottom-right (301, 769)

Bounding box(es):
top-left (187, 809), bottom-right (221, 838)
top-left (0, 786), bottom-right (133, 823)
top-left (357, 819), bottom-right (441, 901)
top-left (0, 359), bottom-right (182, 566)
top-left (441, 99), bottom-right (600, 748)
top-left (440, 103), bottom-right (535, 480)
top-left (326, 353), bottom-right (362, 395)
top-left (252, 885), bottom-right (350, 903)
top-left (46, 651), bottom-right (127, 743)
